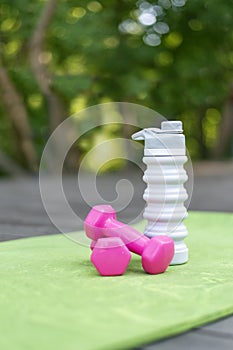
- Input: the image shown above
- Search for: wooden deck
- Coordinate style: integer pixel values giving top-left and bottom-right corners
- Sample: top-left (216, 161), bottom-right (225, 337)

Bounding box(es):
top-left (1, 161), bottom-right (233, 349)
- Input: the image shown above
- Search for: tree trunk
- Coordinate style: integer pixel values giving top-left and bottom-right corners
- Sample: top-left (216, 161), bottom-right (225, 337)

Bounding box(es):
top-left (29, 0), bottom-right (79, 172)
top-left (0, 66), bottom-right (38, 172)
top-left (0, 150), bottom-right (25, 176)
top-left (213, 87), bottom-right (233, 159)
top-left (29, 0), bottom-right (66, 131)
top-left (198, 108), bottom-right (208, 159)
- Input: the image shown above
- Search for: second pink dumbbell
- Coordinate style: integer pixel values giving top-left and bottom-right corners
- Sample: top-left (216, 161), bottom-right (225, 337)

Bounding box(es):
top-left (85, 205), bottom-right (174, 274)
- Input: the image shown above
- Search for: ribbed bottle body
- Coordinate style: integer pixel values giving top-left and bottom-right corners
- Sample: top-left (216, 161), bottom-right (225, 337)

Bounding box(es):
top-left (143, 155), bottom-right (188, 264)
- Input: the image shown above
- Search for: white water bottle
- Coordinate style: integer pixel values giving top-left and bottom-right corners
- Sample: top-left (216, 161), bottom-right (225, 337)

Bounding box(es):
top-left (132, 121), bottom-right (188, 265)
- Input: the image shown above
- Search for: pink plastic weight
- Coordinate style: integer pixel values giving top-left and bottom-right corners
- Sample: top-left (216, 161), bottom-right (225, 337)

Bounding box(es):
top-left (91, 237), bottom-right (131, 276)
top-left (85, 205), bottom-right (174, 274)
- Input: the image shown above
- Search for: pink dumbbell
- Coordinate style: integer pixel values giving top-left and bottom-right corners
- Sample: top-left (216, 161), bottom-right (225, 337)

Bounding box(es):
top-left (90, 240), bottom-right (96, 251)
top-left (84, 205), bottom-right (174, 274)
top-left (91, 237), bottom-right (131, 276)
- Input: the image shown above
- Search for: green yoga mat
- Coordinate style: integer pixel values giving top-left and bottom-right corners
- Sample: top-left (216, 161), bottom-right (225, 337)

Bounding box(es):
top-left (1, 212), bottom-right (233, 350)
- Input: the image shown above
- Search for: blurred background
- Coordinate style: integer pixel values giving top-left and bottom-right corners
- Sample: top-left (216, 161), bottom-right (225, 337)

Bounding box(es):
top-left (0, 0), bottom-right (233, 176)
top-left (0, 0), bottom-right (232, 243)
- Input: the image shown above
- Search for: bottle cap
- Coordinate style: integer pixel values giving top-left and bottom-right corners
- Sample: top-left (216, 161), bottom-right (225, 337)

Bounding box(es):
top-left (132, 121), bottom-right (186, 156)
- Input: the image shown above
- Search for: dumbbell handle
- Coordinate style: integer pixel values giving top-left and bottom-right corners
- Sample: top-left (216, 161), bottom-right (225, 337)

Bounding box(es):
top-left (87, 217), bottom-right (150, 255)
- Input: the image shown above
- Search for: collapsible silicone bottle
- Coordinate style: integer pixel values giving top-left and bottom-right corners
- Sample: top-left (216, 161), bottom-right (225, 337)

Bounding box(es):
top-left (132, 121), bottom-right (188, 265)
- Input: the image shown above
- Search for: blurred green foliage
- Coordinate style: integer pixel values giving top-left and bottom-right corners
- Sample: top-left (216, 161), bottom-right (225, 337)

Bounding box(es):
top-left (0, 0), bottom-right (233, 172)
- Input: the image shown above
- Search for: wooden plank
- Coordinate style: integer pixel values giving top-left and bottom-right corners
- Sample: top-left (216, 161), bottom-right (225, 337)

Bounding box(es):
top-left (200, 316), bottom-right (233, 335)
top-left (0, 174), bottom-right (146, 227)
top-left (0, 223), bottom-right (59, 242)
top-left (190, 177), bottom-right (233, 212)
top-left (139, 329), bottom-right (233, 350)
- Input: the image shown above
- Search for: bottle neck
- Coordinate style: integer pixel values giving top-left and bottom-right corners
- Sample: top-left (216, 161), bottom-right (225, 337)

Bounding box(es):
top-left (144, 148), bottom-right (186, 156)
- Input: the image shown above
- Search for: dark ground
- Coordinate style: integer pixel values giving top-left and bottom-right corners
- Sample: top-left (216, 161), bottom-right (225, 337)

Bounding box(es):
top-left (0, 161), bottom-right (232, 242)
